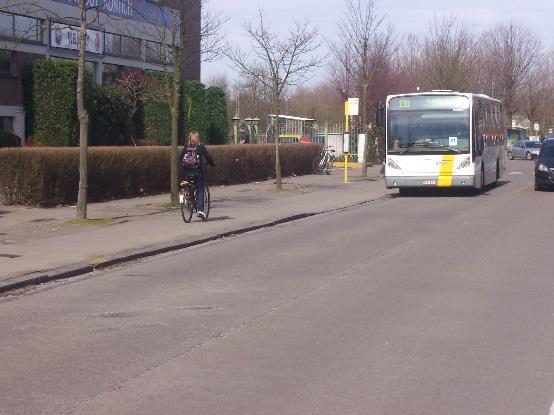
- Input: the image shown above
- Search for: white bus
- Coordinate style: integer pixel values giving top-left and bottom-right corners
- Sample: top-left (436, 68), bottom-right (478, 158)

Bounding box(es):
top-left (385, 92), bottom-right (506, 193)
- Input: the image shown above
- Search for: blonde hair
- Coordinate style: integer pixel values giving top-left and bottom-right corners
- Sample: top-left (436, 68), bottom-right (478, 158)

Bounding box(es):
top-left (188, 131), bottom-right (200, 145)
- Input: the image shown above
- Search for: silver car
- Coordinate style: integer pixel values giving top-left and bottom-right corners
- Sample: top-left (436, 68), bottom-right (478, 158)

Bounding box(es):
top-left (508, 140), bottom-right (542, 160)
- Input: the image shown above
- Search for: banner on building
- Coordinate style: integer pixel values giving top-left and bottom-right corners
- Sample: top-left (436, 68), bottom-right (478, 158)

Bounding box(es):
top-left (50, 22), bottom-right (104, 55)
top-left (50, 0), bottom-right (176, 25)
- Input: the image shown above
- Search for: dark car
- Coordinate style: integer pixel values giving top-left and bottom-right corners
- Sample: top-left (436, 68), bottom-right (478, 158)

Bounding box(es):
top-left (535, 138), bottom-right (554, 191)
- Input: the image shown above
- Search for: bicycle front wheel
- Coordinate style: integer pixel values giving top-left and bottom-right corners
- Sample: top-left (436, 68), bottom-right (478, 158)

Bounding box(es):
top-left (203, 185), bottom-right (211, 221)
top-left (180, 190), bottom-right (194, 223)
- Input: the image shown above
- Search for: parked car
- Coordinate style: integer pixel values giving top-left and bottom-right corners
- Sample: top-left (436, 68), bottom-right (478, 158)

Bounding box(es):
top-left (535, 138), bottom-right (554, 191)
top-left (508, 140), bottom-right (542, 160)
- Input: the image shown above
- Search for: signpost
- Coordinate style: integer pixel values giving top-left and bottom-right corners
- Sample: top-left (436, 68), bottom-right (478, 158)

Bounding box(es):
top-left (344, 98), bottom-right (359, 183)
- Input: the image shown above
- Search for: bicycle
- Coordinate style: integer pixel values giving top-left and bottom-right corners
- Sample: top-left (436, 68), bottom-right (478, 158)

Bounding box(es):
top-left (312, 146), bottom-right (336, 175)
top-left (179, 177), bottom-right (211, 223)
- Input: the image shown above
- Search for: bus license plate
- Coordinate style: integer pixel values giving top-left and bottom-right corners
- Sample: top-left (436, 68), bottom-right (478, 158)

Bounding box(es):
top-left (423, 180), bottom-right (436, 185)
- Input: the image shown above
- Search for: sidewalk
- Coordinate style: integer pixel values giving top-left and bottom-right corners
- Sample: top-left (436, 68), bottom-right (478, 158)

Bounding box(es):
top-left (0, 167), bottom-right (391, 291)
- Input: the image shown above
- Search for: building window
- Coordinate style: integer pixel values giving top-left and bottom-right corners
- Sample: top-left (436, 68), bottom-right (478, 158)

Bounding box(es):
top-left (145, 41), bottom-right (173, 65)
top-left (0, 11), bottom-right (42, 42)
top-left (121, 35), bottom-right (141, 60)
top-left (0, 12), bottom-right (12, 37)
top-left (14, 15), bottom-right (40, 41)
top-left (102, 63), bottom-right (120, 84)
top-left (105, 32), bottom-right (122, 56)
top-left (0, 116), bottom-right (14, 133)
top-left (0, 50), bottom-right (12, 75)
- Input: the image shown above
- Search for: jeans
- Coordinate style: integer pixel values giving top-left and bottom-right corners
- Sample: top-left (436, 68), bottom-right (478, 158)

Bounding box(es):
top-left (185, 171), bottom-right (205, 212)
top-left (195, 175), bottom-right (205, 212)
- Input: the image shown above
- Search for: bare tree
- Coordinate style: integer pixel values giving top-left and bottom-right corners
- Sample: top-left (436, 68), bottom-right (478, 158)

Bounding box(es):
top-left (330, 0), bottom-right (395, 177)
top-left (480, 22), bottom-right (542, 121)
top-left (75, 0), bottom-right (90, 219)
top-left (200, 0), bottom-right (228, 62)
top-left (421, 15), bottom-right (476, 92)
top-left (227, 9), bottom-right (323, 190)
top-left (521, 57), bottom-right (553, 135)
top-left (206, 73), bottom-right (230, 95)
top-left (395, 34), bottom-right (424, 92)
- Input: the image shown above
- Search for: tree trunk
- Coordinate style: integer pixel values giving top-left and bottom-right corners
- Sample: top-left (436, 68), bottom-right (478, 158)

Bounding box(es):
top-left (273, 97), bottom-right (282, 190)
top-left (361, 82), bottom-right (369, 177)
top-left (76, 0), bottom-right (89, 220)
top-left (170, 12), bottom-right (181, 206)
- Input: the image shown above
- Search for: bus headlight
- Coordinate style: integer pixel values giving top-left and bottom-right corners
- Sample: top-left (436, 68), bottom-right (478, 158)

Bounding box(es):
top-left (387, 158), bottom-right (401, 170)
top-left (457, 157), bottom-right (471, 170)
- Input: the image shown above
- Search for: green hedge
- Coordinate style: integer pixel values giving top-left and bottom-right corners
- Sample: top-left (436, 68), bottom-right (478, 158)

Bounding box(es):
top-left (0, 144), bottom-right (322, 206)
top-left (206, 86), bottom-right (228, 144)
top-left (182, 80), bottom-right (208, 140)
top-left (90, 85), bottom-right (133, 146)
top-left (30, 63), bottom-right (228, 147)
top-left (33, 60), bottom-right (94, 147)
top-left (143, 100), bottom-right (171, 145)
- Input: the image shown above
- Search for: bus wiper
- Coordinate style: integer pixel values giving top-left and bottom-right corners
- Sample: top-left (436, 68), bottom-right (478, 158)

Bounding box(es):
top-left (400, 143), bottom-right (422, 154)
top-left (437, 146), bottom-right (462, 154)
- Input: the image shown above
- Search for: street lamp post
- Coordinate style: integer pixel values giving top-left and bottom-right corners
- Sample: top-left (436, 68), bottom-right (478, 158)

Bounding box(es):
top-left (252, 118), bottom-right (260, 143)
top-left (232, 116), bottom-right (240, 145)
top-left (245, 118), bottom-right (254, 143)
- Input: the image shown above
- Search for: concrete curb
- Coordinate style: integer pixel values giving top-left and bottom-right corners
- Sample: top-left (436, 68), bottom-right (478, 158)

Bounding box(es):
top-left (0, 194), bottom-right (389, 294)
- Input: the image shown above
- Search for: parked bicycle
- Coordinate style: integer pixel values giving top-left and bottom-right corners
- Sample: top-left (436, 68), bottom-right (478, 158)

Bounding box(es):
top-left (179, 178), bottom-right (211, 223)
top-left (312, 146), bottom-right (336, 175)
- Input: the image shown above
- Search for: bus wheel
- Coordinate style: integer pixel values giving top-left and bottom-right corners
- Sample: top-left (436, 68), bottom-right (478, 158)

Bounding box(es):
top-left (480, 165), bottom-right (486, 191)
top-left (508, 151), bottom-right (514, 160)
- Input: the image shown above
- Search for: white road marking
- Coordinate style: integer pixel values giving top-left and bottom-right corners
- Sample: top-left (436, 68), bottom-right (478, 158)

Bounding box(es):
top-left (509, 171), bottom-right (523, 175)
top-left (549, 400), bottom-right (554, 415)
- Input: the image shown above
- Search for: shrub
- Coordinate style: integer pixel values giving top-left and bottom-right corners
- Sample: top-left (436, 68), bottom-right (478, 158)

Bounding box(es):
top-left (33, 60), bottom-right (94, 147)
top-left (0, 132), bottom-right (21, 147)
top-left (143, 100), bottom-right (171, 145)
top-left (182, 80), bottom-right (208, 140)
top-left (0, 144), bottom-right (322, 205)
top-left (206, 86), bottom-right (228, 145)
top-left (90, 85), bottom-right (133, 146)
top-left (142, 71), bottom-right (171, 145)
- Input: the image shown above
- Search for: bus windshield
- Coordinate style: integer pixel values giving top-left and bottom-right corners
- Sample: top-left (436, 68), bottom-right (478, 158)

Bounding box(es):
top-left (388, 95), bottom-right (471, 154)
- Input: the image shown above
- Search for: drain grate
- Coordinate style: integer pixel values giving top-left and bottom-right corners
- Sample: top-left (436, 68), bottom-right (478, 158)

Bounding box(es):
top-left (0, 254), bottom-right (21, 259)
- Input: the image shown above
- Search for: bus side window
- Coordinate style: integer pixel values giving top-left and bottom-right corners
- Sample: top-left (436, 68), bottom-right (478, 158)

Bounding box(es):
top-left (473, 110), bottom-right (483, 157)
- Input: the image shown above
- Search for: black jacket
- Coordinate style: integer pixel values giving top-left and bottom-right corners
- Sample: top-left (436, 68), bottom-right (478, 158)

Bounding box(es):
top-left (180, 143), bottom-right (215, 174)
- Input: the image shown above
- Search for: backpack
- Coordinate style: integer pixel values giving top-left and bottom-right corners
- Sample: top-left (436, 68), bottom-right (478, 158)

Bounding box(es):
top-left (182, 145), bottom-right (200, 170)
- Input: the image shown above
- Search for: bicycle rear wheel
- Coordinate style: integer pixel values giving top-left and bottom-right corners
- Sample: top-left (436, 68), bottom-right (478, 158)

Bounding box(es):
top-left (312, 156), bottom-right (324, 174)
top-left (180, 188), bottom-right (194, 223)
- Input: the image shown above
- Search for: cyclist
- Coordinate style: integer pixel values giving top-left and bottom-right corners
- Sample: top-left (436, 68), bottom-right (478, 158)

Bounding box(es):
top-left (180, 130), bottom-right (215, 220)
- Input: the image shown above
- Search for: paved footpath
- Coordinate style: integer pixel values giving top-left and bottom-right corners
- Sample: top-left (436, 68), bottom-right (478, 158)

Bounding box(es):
top-left (0, 167), bottom-right (390, 289)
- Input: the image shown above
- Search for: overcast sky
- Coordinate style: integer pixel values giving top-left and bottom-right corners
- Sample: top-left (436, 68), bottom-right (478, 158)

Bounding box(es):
top-left (202, 0), bottom-right (554, 83)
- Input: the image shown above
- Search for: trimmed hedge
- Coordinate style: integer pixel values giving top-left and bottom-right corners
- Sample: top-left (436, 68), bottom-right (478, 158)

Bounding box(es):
top-left (206, 86), bottom-right (228, 145)
top-left (182, 80), bottom-right (208, 140)
top-left (0, 143), bottom-right (322, 206)
top-left (90, 85), bottom-right (133, 146)
top-left (33, 60), bottom-right (94, 147)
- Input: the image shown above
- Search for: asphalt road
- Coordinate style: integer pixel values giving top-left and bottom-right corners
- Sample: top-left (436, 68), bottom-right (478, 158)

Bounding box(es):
top-left (1, 160), bottom-right (553, 415)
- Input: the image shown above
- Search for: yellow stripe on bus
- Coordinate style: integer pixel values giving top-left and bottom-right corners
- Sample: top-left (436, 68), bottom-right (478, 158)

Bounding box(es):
top-left (437, 155), bottom-right (455, 187)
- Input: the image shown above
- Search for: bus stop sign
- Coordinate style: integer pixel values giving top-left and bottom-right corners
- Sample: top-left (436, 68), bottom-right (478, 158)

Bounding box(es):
top-left (348, 98), bottom-right (359, 116)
